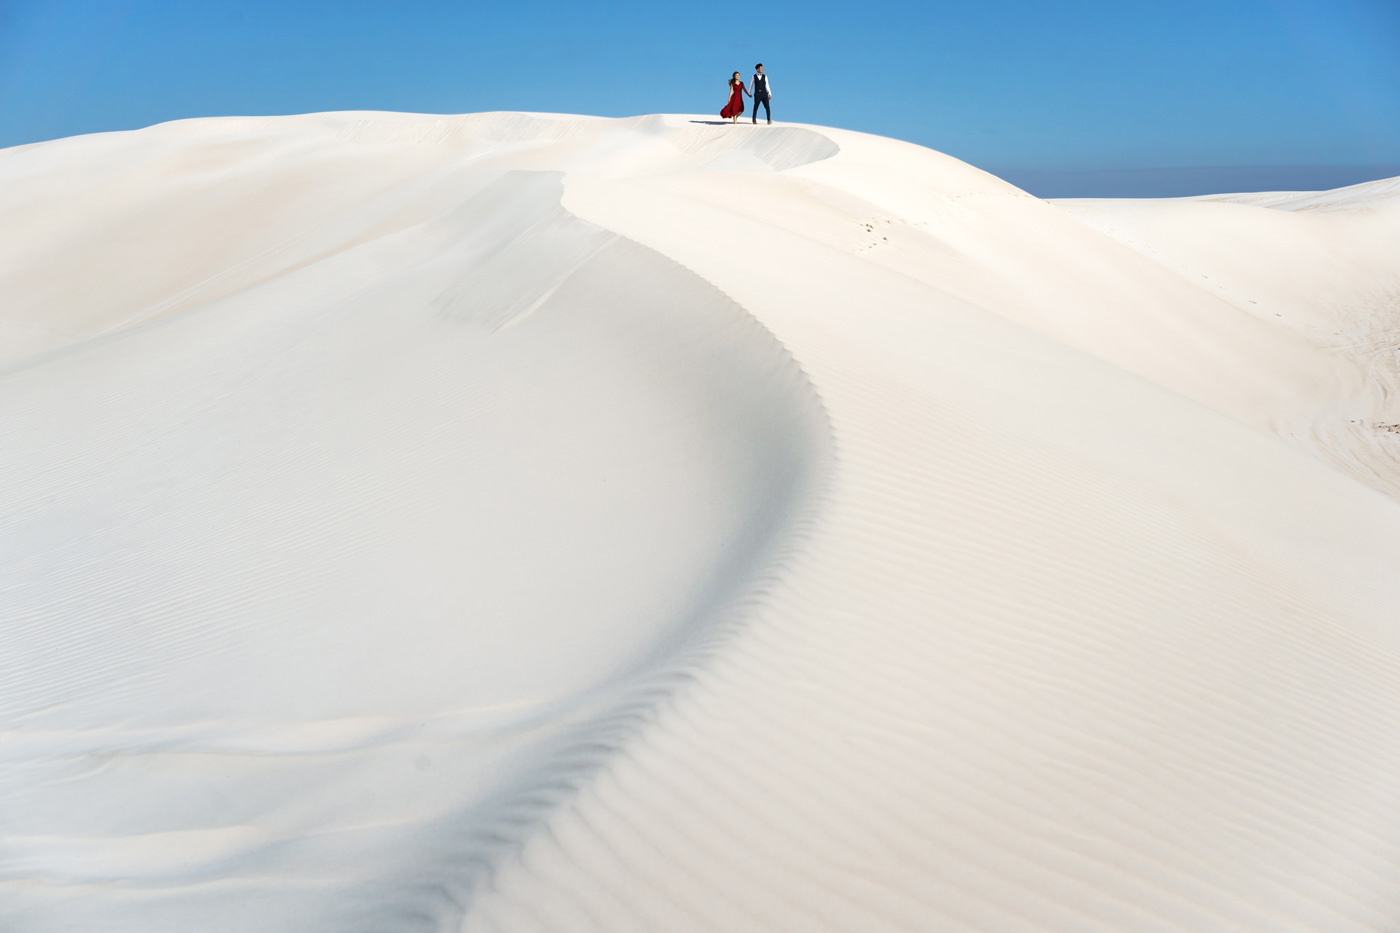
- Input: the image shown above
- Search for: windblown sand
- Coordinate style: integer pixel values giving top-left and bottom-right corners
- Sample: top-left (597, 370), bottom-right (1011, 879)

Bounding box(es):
top-left (2, 112), bottom-right (1399, 931)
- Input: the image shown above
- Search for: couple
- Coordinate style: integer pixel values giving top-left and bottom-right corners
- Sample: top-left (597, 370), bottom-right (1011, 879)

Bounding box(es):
top-left (721, 64), bottom-right (773, 124)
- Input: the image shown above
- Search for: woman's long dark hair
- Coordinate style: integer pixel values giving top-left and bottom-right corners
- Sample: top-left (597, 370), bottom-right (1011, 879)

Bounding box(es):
top-left (729, 72), bottom-right (742, 88)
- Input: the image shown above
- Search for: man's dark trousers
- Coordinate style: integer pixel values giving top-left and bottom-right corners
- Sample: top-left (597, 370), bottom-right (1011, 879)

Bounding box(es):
top-left (752, 96), bottom-right (771, 122)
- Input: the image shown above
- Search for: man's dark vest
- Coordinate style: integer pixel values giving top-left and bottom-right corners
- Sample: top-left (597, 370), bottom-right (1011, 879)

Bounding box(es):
top-left (753, 74), bottom-right (770, 99)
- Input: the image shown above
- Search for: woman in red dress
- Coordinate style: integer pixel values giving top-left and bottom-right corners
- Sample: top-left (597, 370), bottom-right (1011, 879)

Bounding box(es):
top-left (720, 71), bottom-right (749, 123)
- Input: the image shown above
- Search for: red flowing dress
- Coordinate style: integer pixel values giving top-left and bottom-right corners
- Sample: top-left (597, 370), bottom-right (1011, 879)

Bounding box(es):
top-left (721, 83), bottom-right (747, 119)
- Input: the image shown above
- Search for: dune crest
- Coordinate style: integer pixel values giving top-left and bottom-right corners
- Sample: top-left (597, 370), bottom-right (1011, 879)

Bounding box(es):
top-left (3, 113), bottom-right (1400, 932)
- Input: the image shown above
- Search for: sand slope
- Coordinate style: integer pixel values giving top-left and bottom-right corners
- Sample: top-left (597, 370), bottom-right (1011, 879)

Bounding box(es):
top-left (2, 113), bottom-right (1399, 931)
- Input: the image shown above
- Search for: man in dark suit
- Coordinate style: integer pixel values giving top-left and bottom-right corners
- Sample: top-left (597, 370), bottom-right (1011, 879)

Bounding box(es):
top-left (751, 64), bottom-right (773, 125)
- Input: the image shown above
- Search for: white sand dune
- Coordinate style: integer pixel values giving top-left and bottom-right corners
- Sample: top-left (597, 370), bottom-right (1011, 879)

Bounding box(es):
top-left (1, 112), bottom-right (1399, 932)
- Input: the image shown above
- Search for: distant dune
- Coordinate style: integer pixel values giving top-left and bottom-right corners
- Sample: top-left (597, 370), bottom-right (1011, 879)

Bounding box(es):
top-left (998, 163), bottom-right (1400, 199)
top-left (2, 112), bottom-right (1399, 932)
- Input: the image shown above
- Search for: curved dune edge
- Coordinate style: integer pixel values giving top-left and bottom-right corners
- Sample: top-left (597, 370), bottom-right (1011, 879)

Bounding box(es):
top-left (3, 113), bottom-right (1400, 932)
top-left (0, 113), bottom-right (834, 930)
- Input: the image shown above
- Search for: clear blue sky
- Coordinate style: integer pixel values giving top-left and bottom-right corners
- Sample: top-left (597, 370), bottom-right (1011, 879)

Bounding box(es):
top-left (2, 0), bottom-right (1397, 195)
